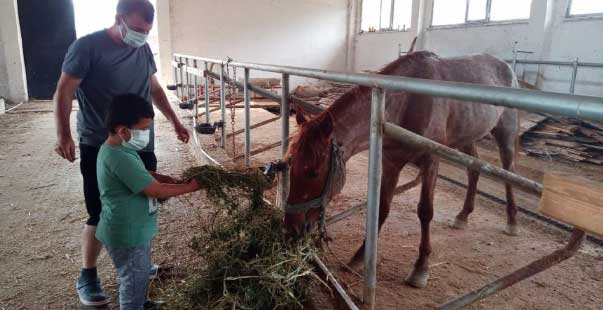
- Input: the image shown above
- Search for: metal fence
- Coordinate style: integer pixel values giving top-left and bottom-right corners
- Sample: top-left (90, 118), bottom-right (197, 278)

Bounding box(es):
top-left (170, 53), bottom-right (603, 310)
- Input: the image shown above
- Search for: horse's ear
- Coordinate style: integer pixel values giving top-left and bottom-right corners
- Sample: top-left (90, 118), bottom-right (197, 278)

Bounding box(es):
top-left (295, 106), bottom-right (309, 125)
top-left (318, 113), bottom-right (333, 136)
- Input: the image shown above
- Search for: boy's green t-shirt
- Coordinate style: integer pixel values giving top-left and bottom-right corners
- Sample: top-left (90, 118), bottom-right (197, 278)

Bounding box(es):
top-left (95, 144), bottom-right (158, 248)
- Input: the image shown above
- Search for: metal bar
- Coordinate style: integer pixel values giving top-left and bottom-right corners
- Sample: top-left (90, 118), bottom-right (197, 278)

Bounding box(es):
top-left (507, 59), bottom-right (603, 68)
top-left (173, 57), bottom-right (180, 99)
top-left (204, 62), bottom-right (211, 124)
top-left (205, 70), bottom-right (323, 115)
top-left (279, 73), bottom-right (291, 210)
top-left (176, 54), bottom-right (603, 122)
top-left (225, 116), bottom-right (281, 139)
top-left (185, 58), bottom-right (192, 107)
top-left (382, 122), bottom-right (543, 195)
top-left (312, 253), bottom-right (361, 310)
top-left (232, 138), bottom-right (291, 161)
top-left (192, 60), bottom-right (199, 127)
top-left (512, 43), bottom-right (518, 72)
top-left (364, 88), bottom-right (385, 310)
top-left (570, 58), bottom-right (579, 95)
top-left (243, 68), bottom-right (251, 167)
top-left (179, 57), bottom-right (185, 101)
top-left (220, 64), bottom-right (226, 148)
top-left (437, 229), bottom-right (586, 310)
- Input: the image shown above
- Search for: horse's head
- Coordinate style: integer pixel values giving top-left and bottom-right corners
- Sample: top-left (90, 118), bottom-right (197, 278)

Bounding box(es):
top-left (284, 108), bottom-right (339, 238)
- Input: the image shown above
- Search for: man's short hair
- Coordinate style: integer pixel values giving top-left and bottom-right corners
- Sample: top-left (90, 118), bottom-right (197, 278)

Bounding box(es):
top-left (116, 0), bottom-right (155, 24)
top-left (106, 94), bottom-right (155, 134)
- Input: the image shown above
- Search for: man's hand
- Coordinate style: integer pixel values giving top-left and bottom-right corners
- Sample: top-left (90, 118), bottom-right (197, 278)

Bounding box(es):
top-left (55, 135), bottom-right (76, 162)
top-left (174, 121), bottom-right (190, 143)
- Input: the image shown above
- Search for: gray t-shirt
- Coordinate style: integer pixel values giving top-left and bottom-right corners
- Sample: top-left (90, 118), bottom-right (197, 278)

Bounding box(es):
top-left (62, 30), bottom-right (157, 151)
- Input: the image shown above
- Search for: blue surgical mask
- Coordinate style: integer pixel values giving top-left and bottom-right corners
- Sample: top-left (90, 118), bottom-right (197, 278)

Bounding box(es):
top-left (122, 129), bottom-right (150, 151)
top-left (120, 19), bottom-right (148, 48)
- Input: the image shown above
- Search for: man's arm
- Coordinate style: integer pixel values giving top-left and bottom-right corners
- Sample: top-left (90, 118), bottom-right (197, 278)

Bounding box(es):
top-left (53, 72), bottom-right (82, 162)
top-left (150, 75), bottom-right (190, 143)
top-left (149, 171), bottom-right (176, 184)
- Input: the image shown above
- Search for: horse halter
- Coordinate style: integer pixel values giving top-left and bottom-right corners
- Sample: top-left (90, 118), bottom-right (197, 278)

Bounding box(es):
top-left (285, 136), bottom-right (346, 235)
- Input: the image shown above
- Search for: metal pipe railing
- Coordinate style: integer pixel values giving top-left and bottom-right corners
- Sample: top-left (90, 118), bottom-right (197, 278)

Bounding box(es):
top-left (219, 64), bottom-right (226, 148)
top-left (204, 62), bottom-right (210, 124)
top-left (174, 54), bottom-right (603, 122)
top-left (382, 123), bottom-right (544, 195)
top-left (508, 59), bottom-right (603, 68)
top-left (243, 68), bottom-right (251, 167)
top-left (364, 88), bottom-right (385, 310)
top-left (169, 54), bottom-right (601, 310)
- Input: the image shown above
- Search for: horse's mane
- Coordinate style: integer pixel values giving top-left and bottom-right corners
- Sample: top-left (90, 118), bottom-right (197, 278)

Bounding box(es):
top-left (288, 51), bottom-right (438, 161)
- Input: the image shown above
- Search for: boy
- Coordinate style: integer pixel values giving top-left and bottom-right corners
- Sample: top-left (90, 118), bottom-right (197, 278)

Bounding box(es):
top-left (96, 94), bottom-right (199, 309)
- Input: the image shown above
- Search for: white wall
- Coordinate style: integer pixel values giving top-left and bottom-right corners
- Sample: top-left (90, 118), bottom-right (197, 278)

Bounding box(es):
top-left (353, 0), bottom-right (603, 97)
top-left (0, 0), bottom-right (28, 104)
top-left (158, 0), bottom-right (349, 86)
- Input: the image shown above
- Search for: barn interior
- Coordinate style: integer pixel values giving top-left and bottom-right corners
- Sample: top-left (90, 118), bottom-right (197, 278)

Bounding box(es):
top-left (0, 0), bottom-right (602, 309)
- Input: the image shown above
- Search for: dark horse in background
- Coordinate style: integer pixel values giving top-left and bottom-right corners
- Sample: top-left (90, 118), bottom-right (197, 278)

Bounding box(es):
top-left (284, 51), bottom-right (520, 288)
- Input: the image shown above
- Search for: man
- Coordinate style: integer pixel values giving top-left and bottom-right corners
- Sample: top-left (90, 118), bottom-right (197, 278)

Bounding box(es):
top-left (53, 0), bottom-right (188, 306)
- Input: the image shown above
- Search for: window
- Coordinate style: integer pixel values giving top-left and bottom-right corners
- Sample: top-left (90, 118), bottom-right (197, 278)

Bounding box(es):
top-left (567, 0), bottom-right (603, 17)
top-left (432, 0), bottom-right (532, 27)
top-left (361, 0), bottom-right (412, 32)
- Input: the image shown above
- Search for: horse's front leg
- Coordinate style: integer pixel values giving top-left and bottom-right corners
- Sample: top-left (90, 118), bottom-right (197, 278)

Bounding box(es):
top-left (405, 156), bottom-right (439, 288)
top-left (349, 158), bottom-right (406, 266)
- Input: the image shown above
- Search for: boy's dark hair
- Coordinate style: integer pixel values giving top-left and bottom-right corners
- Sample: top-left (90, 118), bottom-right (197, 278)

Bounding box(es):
top-left (106, 94), bottom-right (155, 134)
top-left (117, 0), bottom-right (155, 24)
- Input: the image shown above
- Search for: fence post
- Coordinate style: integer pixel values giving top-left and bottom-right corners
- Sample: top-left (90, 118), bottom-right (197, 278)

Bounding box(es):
top-left (204, 62), bottom-right (211, 123)
top-left (278, 73), bottom-right (290, 209)
top-left (174, 56), bottom-right (180, 99)
top-left (179, 57), bottom-right (185, 102)
top-left (364, 87), bottom-right (385, 310)
top-left (193, 59), bottom-right (199, 127)
top-left (220, 64), bottom-right (226, 148)
top-left (570, 58), bottom-right (579, 95)
top-left (243, 68), bottom-right (251, 167)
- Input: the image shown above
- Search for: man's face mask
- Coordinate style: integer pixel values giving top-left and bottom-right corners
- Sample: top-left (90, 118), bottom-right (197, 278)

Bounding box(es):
top-left (121, 128), bottom-right (150, 151)
top-left (120, 19), bottom-right (148, 48)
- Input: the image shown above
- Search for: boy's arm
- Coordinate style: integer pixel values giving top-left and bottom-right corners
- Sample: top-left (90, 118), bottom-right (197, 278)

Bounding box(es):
top-left (143, 179), bottom-right (201, 199)
top-left (149, 171), bottom-right (176, 184)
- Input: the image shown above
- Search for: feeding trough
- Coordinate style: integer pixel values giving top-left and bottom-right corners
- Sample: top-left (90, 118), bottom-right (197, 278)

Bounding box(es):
top-left (195, 121), bottom-right (224, 134)
top-left (179, 100), bottom-right (195, 110)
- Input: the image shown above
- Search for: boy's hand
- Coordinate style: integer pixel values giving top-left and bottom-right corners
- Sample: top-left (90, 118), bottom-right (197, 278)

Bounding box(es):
top-left (151, 172), bottom-right (177, 184)
top-left (190, 179), bottom-right (203, 191)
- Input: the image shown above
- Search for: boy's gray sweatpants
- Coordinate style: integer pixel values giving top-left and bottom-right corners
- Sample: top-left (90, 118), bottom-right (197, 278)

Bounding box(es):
top-left (105, 242), bottom-right (151, 310)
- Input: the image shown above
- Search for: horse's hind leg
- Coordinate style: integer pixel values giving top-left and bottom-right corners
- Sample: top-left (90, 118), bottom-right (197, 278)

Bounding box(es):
top-left (405, 156), bottom-right (439, 288)
top-left (452, 144), bottom-right (480, 229)
top-left (491, 116), bottom-right (520, 236)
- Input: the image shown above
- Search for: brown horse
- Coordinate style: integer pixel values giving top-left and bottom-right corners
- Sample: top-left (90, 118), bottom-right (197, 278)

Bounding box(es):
top-left (284, 51), bottom-right (520, 288)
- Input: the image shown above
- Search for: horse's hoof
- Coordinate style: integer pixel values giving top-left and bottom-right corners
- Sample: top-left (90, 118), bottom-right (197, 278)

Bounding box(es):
top-left (504, 224), bottom-right (519, 236)
top-left (451, 218), bottom-right (468, 230)
top-left (405, 268), bottom-right (430, 288)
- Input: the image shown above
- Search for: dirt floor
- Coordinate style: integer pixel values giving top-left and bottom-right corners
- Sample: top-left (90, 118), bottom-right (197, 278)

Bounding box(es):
top-left (1, 100), bottom-right (602, 309)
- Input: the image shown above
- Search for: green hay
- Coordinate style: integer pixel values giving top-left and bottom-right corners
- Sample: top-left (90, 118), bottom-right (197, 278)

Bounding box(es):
top-left (173, 166), bottom-right (322, 310)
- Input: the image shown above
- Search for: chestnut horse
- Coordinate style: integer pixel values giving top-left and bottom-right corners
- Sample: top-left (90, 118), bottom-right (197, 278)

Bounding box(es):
top-left (284, 51), bottom-right (520, 288)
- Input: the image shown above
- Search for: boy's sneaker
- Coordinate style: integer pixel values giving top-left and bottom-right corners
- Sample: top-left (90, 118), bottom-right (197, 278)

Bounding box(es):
top-left (76, 278), bottom-right (110, 306)
top-left (149, 264), bottom-right (160, 280)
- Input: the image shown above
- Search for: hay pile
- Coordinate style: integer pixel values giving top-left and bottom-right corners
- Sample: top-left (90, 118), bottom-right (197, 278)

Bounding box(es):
top-left (174, 166), bottom-right (323, 310)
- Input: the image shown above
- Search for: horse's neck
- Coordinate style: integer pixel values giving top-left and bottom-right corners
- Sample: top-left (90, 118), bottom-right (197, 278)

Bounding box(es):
top-left (329, 90), bottom-right (375, 162)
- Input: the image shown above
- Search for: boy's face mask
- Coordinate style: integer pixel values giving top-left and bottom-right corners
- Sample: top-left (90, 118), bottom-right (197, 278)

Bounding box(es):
top-left (121, 128), bottom-right (150, 151)
top-left (120, 19), bottom-right (148, 48)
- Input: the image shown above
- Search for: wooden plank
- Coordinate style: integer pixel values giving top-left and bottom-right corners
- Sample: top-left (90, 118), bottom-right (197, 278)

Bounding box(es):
top-left (538, 174), bottom-right (603, 237)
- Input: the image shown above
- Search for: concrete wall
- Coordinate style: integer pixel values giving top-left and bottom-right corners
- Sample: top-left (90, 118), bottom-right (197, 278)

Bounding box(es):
top-left (157, 0), bottom-right (349, 86)
top-left (0, 0), bottom-right (28, 104)
top-left (353, 0), bottom-right (603, 97)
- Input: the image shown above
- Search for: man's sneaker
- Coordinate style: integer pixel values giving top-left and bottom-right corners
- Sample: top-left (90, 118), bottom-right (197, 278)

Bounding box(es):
top-left (149, 264), bottom-right (160, 280)
top-left (76, 278), bottom-right (110, 306)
